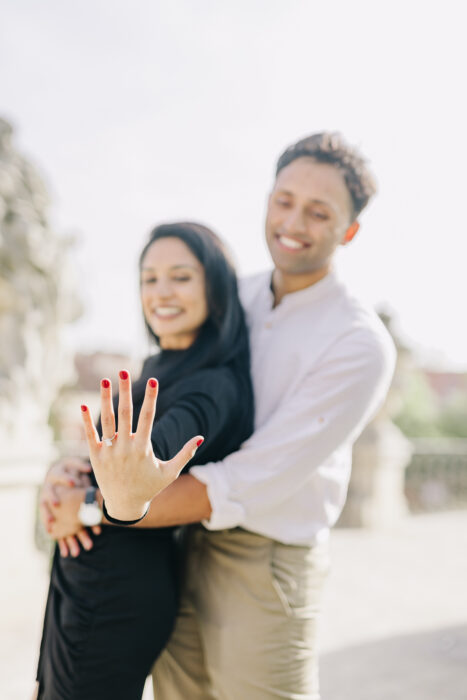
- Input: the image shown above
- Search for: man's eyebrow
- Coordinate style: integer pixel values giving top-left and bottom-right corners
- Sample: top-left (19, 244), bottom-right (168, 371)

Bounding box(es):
top-left (275, 189), bottom-right (334, 209)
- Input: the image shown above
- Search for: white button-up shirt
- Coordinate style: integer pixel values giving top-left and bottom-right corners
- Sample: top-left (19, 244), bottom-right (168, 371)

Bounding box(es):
top-left (190, 270), bottom-right (396, 546)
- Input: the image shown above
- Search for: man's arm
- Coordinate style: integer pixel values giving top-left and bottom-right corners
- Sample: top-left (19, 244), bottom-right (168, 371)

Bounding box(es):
top-left (56, 330), bottom-right (394, 534)
top-left (47, 473), bottom-right (210, 542)
top-left (189, 330), bottom-right (396, 532)
top-left (131, 474), bottom-right (212, 527)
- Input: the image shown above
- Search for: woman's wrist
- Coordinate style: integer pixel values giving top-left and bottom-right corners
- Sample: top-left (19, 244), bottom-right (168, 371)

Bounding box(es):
top-left (95, 489), bottom-right (149, 526)
top-left (102, 499), bottom-right (150, 526)
top-left (102, 495), bottom-right (150, 522)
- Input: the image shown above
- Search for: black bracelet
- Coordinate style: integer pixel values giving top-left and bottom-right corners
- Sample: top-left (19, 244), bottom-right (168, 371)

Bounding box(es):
top-left (102, 499), bottom-right (150, 526)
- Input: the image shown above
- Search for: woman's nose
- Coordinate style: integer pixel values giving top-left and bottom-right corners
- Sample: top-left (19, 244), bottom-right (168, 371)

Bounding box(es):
top-left (153, 280), bottom-right (174, 299)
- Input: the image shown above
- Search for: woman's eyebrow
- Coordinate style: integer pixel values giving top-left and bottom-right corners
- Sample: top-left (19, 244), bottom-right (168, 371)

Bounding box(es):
top-left (141, 264), bottom-right (199, 272)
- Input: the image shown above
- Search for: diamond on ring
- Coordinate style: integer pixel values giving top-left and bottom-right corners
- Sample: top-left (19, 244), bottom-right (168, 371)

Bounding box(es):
top-left (103, 433), bottom-right (117, 447)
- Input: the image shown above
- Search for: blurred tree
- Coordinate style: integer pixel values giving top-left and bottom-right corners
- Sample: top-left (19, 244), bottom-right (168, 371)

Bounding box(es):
top-left (394, 372), bottom-right (467, 438)
top-left (393, 371), bottom-right (442, 437)
top-left (0, 116), bottom-right (81, 453)
top-left (437, 390), bottom-right (467, 438)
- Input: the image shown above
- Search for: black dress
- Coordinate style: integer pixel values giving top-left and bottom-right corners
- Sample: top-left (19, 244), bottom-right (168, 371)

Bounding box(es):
top-left (37, 366), bottom-right (252, 700)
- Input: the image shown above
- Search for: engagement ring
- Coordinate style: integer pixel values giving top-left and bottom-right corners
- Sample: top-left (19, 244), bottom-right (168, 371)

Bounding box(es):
top-left (102, 433), bottom-right (117, 447)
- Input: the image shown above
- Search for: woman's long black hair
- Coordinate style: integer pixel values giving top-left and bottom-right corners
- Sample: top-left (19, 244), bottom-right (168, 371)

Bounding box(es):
top-left (131, 222), bottom-right (254, 424)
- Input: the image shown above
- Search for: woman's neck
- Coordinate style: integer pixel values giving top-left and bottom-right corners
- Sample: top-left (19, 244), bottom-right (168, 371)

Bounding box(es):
top-left (159, 332), bottom-right (197, 350)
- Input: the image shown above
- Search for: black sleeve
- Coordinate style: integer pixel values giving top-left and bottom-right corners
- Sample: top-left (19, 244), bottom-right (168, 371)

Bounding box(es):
top-left (149, 370), bottom-right (239, 464)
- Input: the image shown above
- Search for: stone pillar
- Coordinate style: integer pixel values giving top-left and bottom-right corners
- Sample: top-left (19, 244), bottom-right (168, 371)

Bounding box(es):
top-left (338, 312), bottom-right (412, 529)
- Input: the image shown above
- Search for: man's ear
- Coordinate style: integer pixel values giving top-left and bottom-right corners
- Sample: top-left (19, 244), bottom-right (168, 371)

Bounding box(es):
top-left (342, 221), bottom-right (360, 245)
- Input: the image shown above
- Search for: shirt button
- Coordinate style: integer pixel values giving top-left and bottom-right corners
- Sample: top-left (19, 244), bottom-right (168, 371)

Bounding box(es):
top-left (265, 322), bottom-right (272, 329)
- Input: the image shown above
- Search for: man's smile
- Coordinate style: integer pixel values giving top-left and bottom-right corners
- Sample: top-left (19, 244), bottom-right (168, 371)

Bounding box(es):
top-left (274, 233), bottom-right (311, 251)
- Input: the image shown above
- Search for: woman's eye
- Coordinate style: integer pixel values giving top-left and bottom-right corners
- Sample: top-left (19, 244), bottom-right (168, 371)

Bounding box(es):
top-left (173, 276), bottom-right (191, 282)
top-left (142, 277), bottom-right (157, 285)
top-left (310, 211), bottom-right (328, 220)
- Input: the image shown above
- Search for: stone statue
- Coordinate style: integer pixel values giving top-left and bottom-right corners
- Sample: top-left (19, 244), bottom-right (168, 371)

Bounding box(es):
top-left (0, 117), bottom-right (81, 465)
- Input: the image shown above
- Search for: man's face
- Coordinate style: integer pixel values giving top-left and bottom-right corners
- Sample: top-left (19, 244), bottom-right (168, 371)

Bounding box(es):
top-left (265, 157), bottom-right (357, 277)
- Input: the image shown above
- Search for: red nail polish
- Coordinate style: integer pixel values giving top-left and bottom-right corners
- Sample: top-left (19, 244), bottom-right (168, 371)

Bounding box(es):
top-left (149, 378), bottom-right (157, 388)
top-left (81, 405), bottom-right (88, 412)
top-left (101, 378), bottom-right (110, 389)
top-left (196, 438), bottom-right (204, 447)
top-left (119, 370), bottom-right (129, 380)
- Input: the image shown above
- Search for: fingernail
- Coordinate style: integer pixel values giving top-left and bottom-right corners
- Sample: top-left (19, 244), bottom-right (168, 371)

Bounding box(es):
top-left (81, 405), bottom-right (88, 412)
top-left (191, 437), bottom-right (205, 458)
top-left (68, 479), bottom-right (76, 487)
top-left (149, 378), bottom-right (158, 388)
top-left (119, 370), bottom-right (129, 380)
top-left (53, 500), bottom-right (60, 507)
top-left (101, 378), bottom-right (110, 388)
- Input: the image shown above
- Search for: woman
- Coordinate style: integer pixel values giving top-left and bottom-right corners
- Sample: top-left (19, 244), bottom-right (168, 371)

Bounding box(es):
top-left (36, 222), bottom-right (254, 700)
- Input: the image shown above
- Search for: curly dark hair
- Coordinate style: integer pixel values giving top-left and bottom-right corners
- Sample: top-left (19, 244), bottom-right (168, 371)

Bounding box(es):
top-left (276, 132), bottom-right (377, 218)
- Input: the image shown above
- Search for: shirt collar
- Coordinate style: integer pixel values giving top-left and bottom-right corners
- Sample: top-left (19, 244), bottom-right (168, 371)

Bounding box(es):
top-left (264, 268), bottom-right (340, 311)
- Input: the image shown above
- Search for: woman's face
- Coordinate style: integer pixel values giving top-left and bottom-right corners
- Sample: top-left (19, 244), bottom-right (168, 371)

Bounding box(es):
top-left (140, 237), bottom-right (209, 350)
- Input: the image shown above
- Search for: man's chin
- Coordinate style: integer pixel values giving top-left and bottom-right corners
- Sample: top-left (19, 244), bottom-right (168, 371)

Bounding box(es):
top-left (271, 257), bottom-right (321, 276)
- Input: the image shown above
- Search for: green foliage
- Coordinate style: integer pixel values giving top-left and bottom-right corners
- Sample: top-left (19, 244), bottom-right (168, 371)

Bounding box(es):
top-left (394, 372), bottom-right (441, 437)
top-left (437, 391), bottom-right (467, 438)
top-left (394, 372), bottom-right (467, 438)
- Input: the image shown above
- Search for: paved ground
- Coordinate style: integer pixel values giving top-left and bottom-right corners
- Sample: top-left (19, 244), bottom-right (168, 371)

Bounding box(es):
top-left (320, 513), bottom-right (467, 700)
top-left (1, 486), bottom-right (466, 699)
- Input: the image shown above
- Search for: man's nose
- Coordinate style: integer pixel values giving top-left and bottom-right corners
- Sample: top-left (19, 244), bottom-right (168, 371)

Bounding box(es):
top-left (282, 208), bottom-right (307, 235)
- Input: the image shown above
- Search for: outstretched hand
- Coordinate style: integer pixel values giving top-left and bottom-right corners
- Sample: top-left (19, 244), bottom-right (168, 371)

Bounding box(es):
top-left (80, 370), bottom-right (204, 522)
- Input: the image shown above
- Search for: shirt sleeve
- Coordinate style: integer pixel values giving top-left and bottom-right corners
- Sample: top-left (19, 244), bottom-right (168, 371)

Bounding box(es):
top-left (149, 371), bottom-right (238, 464)
top-left (190, 329), bottom-right (396, 531)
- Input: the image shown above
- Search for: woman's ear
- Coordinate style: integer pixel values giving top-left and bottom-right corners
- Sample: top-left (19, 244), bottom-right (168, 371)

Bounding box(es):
top-left (342, 221), bottom-right (360, 245)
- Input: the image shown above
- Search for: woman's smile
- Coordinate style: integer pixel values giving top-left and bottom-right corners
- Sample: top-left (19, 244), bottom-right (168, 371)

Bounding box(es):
top-left (152, 306), bottom-right (184, 319)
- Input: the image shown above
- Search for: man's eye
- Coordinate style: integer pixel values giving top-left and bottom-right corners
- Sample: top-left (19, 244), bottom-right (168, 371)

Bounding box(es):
top-left (142, 277), bottom-right (157, 285)
top-left (310, 211), bottom-right (328, 220)
top-left (276, 199), bottom-right (291, 207)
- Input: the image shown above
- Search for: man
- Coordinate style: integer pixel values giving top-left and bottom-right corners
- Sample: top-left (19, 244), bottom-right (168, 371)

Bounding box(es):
top-left (42, 132), bottom-right (395, 699)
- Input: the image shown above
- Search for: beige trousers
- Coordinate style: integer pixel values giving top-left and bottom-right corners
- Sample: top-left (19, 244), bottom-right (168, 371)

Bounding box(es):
top-left (152, 526), bottom-right (330, 700)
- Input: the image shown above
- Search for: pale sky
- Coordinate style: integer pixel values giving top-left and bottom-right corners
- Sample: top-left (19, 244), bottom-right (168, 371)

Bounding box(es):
top-left (2, 0), bottom-right (466, 369)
